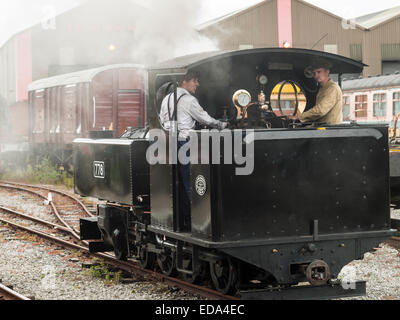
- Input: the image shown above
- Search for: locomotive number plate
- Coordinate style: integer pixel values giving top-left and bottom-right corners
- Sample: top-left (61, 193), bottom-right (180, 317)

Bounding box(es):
top-left (93, 161), bottom-right (105, 179)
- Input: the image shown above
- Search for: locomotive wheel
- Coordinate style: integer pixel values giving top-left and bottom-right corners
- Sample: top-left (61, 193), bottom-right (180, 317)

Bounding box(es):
top-left (112, 228), bottom-right (128, 261)
top-left (209, 257), bottom-right (239, 295)
top-left (157, 250), bottom-right (178, 277)
top-left (114, 246), bottom-right (127, 261)
top-left (139, 247), bottom-right (156, 270)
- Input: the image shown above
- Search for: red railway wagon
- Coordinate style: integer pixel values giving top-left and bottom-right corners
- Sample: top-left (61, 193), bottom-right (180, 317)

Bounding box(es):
top-left (27, 64), bottom-right (147, 165)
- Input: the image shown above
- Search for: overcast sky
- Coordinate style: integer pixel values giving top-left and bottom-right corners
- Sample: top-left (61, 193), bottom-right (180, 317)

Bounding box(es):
top-left (0, 0), bottom-right (399, 46)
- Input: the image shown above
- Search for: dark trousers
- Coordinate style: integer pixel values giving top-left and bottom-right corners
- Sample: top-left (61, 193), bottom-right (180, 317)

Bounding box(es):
top-left (178, 140), bottom-right (191, 230)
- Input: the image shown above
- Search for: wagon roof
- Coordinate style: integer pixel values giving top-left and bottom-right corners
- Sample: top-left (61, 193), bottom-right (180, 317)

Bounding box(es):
top-left (149, 48), bottom-right (366, 74)
top-left (28, 64), bottom-right (145, 92)
top-left (342, 73), bottom-right (400, 91)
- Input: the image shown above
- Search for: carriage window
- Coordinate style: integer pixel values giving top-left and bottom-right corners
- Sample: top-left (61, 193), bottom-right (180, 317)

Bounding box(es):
top-left (270, 81), bottom-right (307, 116)
top-left (343, 96), bottom-right (350, 120)
top-left (355, 95), bottom-right (368, 118)
top-left (393, 92), bottom-right (400, 116)
top-left (373, 93), bottom-right (387, 117)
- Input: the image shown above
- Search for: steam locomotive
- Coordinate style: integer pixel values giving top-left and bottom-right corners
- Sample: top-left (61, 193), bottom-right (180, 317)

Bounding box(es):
top-left (74, 48), bottom-right (396, 299)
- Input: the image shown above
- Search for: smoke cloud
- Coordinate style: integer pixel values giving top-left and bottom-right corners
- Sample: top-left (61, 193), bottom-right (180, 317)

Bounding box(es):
top-left (0, 0), bottom-right (221, 149)
top-left (129, 0), bottom-right (219, 65)
top-left (35, 0), bottom-right (220, 67)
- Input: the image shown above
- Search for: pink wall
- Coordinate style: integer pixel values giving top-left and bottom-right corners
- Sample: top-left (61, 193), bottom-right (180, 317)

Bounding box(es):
top-left (277, 0), bottom-right (293, 48)
top-left (15, 31), bottom-right (32, 101)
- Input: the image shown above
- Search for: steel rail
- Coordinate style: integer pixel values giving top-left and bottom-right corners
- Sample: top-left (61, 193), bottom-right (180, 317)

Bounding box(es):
top-left (0, 183), bottom-right (81, 240)
top-left (0, 206), bottom-right (71, 233)
top-left (0, 216), bottom-right (87, 251)
top-left (1, 182), bottom-right (399, 299)
top-left (0, 180), bottom-right (94, 217)
top-left (0, 215), bottom-right (235, 300)
top-left (0, 284), bottom-right (30, 301)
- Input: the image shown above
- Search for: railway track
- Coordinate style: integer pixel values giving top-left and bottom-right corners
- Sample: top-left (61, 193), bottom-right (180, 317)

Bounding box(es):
top-left (0, 181), bottom-right (236, 300)
top-left (0, 283), bottom-right (30, 300)
top-left (0, 181), bottom-right (94, 238)
top-left (1, 181), bottom-right (398, 300)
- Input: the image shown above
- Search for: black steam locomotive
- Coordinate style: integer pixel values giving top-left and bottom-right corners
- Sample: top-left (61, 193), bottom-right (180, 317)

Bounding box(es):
top-left (74, 48), bottom-right (396, 299)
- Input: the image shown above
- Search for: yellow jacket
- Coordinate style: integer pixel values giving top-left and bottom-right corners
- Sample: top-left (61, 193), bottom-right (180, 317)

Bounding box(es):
top-left (299, 79), bottom-right (343, 125)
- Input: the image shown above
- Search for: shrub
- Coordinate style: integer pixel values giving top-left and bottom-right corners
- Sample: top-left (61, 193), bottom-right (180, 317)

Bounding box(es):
top-left (0, 157), bottom-right (74, 190)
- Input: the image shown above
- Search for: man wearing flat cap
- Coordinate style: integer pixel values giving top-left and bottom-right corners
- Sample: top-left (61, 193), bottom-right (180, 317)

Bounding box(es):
top-left (298, 59), bottom-right (343, 125)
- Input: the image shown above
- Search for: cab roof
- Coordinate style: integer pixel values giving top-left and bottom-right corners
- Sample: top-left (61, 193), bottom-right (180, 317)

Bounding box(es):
top-left (149, 48), bottom-right (366, 75)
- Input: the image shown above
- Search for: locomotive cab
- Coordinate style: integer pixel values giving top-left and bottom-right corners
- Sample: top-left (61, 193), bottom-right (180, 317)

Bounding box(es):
top-left (75, 48), bottom-right (397, 299)
top-left (146, 48), bottom-right (396, 296)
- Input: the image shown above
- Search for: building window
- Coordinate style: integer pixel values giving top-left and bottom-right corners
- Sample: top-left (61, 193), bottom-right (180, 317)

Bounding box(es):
top-left (350, 44), bottom-right (362, 61)
top-left (373, 93), bottom-right (387, 117)
top-left (324, 44), bottom-right (338, 54)
top-left (343, 96), bottom-right (350, 120)
top-left (355, 95), bottom-right (368, 118)
top-left (239, 45), bottom-right (254, 50)
top-left (381, 44), bottom-right (400, 61)
top-left (394, 92), bottom-right (400, 116)
top-left (271, 100), bottom-right (292, 110)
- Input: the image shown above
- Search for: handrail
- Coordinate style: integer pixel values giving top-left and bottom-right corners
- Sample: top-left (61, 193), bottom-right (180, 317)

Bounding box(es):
top-left (93, 97), bottom-right (96, 128)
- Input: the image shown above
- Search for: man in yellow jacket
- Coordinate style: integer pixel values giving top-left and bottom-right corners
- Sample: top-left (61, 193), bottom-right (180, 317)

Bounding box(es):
top-left (298, 60), bottom-right (343, 125)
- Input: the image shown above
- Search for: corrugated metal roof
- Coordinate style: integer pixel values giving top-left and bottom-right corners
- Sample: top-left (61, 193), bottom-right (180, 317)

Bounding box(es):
top-left (28, 64), bottom-right (145, 92)
top-left (355, 5), bottom-right (400, 29)
top-left (197, 0), bottom-right (367, 31)
top-left (342, 73), bottom-right (400, 91)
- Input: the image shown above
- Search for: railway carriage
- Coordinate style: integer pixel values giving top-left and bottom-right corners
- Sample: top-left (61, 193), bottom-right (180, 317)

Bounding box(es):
top-left (342, 73), bottom-right (400, 130)
top-left (27, 64), bottom-right (147, 167)
top-left (74, 48), bottom-right (396, 299)
top-left (342, 74), bottom-right (400, 191)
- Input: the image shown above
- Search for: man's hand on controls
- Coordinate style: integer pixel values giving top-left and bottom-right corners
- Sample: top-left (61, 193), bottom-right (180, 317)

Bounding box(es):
top-left (288, 109), bottom-right (302, 121)
top-left (218, 121), bottom-right (228, 130)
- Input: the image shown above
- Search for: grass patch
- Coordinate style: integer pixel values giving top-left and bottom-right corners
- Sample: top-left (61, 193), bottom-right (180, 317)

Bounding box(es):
top-left (0, 158), bottom-right (74, 190)
top-left (83, 261), bottom-right (122, 286)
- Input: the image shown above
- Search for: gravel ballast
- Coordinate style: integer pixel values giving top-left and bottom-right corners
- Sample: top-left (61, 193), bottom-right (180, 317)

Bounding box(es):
top-left (337, 243), bottom-right (400, 300)
top-left (0, 226), bottom-right (399, 300)
top-left (0, 187), bottom-right (399, 300)
top-left (0, 227), bottom-right (200, 300)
